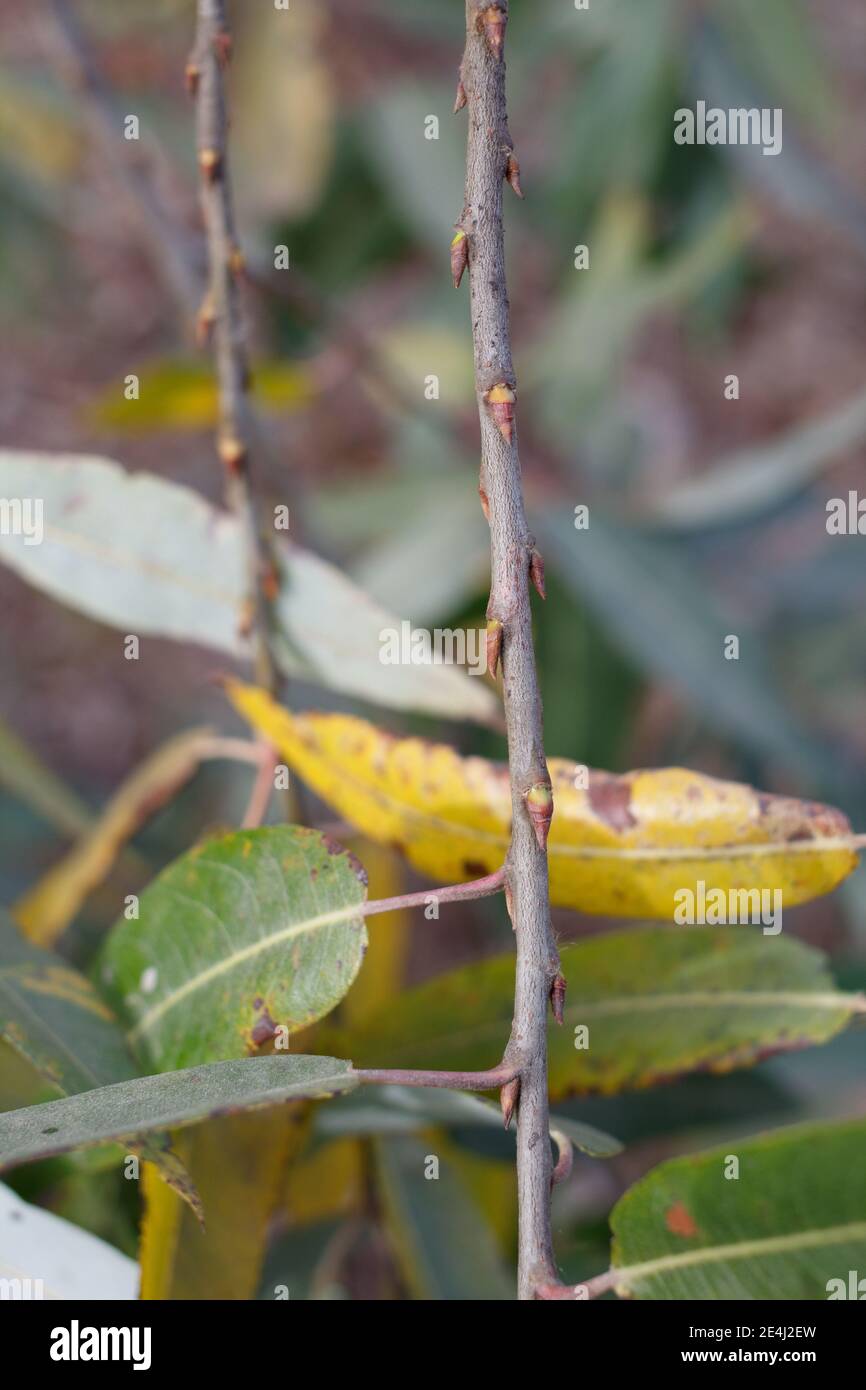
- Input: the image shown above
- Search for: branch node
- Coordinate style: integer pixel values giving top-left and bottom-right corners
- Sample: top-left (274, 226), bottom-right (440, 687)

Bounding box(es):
top-left (478, 485), bottom-right (490, 523)
top-left (478, 4), bottom-right (507, 58)
top-left (550, 1129), bottom-right (574, 1188)
top-left (218, 433), bottom-right (247, 474)
top-left (213, 30), bottom-right (233, 68)
top-left (185, 62), bottom-right (200, 98)
top-left (453, 77), bottom-right (467, 113)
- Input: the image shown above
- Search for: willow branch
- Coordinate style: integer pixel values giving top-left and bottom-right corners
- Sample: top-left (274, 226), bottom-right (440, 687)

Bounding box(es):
top-left (456, 0), bottom-right (560, 1300)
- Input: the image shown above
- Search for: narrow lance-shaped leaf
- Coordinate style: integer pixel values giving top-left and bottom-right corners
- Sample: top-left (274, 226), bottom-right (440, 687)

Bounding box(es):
top-left (0, 1055), bottom-right (356, 1172)
top-left (13, 727), bottom-right (217, 948)
top-left (97, 826), bottom-right (368, 1072)
top-left (227, 684), bottom-right (859, 918)
top-left (0, 451), bottom-right (498, 724)
top-left (604, 1116), bottom-right (866, 1300)
top-left (329, 928), bottom-right (865, 1100)
top-left (0, 915), bottom-right (199, 1215)
top-left (373, 1134), bottom-right (513, 1301)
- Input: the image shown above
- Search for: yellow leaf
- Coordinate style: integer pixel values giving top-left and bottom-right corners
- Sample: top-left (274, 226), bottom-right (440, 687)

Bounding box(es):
top-left (341, 839), bottom-right (409, 1028)
top-left (226, 682), bottom-right (859, 917)
top-left (90, 360), bottom-right (313, 433)
top-left (283, 1137), bottom-right (365, 1228)
top-left (140, 1107), bottom-right (308, 1300)
top-left (13, 729), bottom-right (217, 947)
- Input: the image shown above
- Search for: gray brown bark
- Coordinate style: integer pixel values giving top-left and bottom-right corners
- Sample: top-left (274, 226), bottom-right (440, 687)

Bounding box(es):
top-left (458, 0), bottom-right (560, 1300)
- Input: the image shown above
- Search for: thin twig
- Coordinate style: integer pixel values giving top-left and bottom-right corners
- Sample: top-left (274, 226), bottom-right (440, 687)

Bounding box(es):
top-left (241, 741), bottom-right (279, 828)
top-left (357, 1062), bottom-right (519, 1092)
top-left (456, 0), bottom-right (560, 1300)
top-left (190, 0), bottom-right (280, 698)
top-left (362, 868), bottom-right (505, 919)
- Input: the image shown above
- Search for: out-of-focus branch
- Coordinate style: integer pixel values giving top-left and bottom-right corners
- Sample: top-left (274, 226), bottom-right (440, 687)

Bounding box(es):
top-left (189, 0), bottom-right (280, 701)
top-left (47, 0), bottom-right (202, 321)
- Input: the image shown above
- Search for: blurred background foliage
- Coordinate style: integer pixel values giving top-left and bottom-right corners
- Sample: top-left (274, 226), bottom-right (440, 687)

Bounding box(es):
top-left (1, 0), bottom-right (866, 1296)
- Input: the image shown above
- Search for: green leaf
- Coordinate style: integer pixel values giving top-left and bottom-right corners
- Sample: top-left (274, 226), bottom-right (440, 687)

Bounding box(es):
top-left (0, 714), bottom-right (92, 839)
top-left (644, 386), bottom-right (866, 530)
top-left (0, 451), bottom-right (498, 724)
top-left (0, 915), bottom-right (199, 1216)
top-left (97, 826), bottom-right (368, 1071)
top-left (537, 509), bottom-right (830, 780)
top-left (335, 928), bottom-right (864, 1099)
top-left (318, 1085), bottom-right (622, 1158)
top-left (0, 1055), bottom-right (356, 1171)
top-left (373, 1134), bottom-right (513, 1300)
top-left (606, 1116), bottom-right (866, 1299)
top-left (0, 914), bottom-right (139, 1094)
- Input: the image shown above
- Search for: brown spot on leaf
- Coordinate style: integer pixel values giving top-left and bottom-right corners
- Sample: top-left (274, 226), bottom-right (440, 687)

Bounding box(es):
top-left (588, 775), bottom-right (636, 832)
top-left (462, 859), bottom-right (488, 877)
top-left (665, 1202), bottom-right (699, 1238)
top-left (250, 1004), bottom-right (279, 1048)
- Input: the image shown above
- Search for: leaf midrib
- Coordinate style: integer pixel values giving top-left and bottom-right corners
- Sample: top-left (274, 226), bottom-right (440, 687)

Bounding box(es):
top-left (126, 900), bottom-right (363, 1044)
top-left (611, 1220), bottom-right (866, 1291)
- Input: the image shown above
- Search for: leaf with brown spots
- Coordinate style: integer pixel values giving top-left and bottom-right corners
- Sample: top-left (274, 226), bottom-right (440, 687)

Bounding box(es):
top-left (96, 826), bottom-right (368, 1072)
top-left (227, 684), bottom-right (859, 919)
top-left (327, 927), bottom-right (865, 1100)
top-left (607, 1117), bottom-right (866, 1298)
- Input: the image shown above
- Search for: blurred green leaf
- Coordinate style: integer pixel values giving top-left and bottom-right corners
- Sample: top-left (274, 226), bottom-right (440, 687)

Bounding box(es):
top-left (336, 928), bottom-right (864, 1100)
top-left (607, 1115), bottom-right (866, 1299)
top-left (374, 1133), bottom-right (512, 1300)
top-left (536, 507), bottom-right (832, 779)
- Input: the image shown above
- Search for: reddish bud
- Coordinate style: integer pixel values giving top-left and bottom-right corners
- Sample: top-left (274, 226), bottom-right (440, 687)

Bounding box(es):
top-left (228, 244), bottom-right (246, 277)
top-left (486, 618), bottom-right (503, 678)
top-left (454, 78), bottom-right (467, 113)
top-left (504, 880), bottom-right (515, 929)
top-left (218, 434), bottom-right (246, 473)
top-left (478, 486), bottom-right (490, 523)
top-left (550, 974), bottom-right (566, 1026)
top-left (485, 383), bottom-right (515, 443)
top-left (529, 548), bottom-right (546, 600)
top-left (525, 782), bottom-right (553, 851)
top-left (195, 293), bottom-right (216, 348)
top-left (198, 147), bottom-right (222, 183)
top-left (262, 565), bottom-right (280, 603)
top-left (451, 228), bottom-right (468, 289)
top-left (479, 5), bottom-right (507, 57)
top-left (185, 62), bottom-right (200, 98)
top-left (213, 30), bottom-right (233, 67)
top-left (505, 152), bottom-right (523, 198)
top-left (500, 1075), bottom-right (520, 1130)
